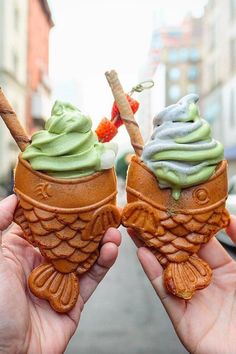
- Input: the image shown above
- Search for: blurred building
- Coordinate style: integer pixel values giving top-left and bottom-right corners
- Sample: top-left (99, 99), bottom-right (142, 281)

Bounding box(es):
top-left (0, 0), bottom-right (28, 188)
top-left (0, 0), bottom-right (52, 193)
top-left (160, 17), bottom-right (202, 106)
top-left (138, 16), bottom-right (202, 142)
top-left (201, 0), bottom-right (236, 176)
top-left (27, 0), bottom-right (53, 132)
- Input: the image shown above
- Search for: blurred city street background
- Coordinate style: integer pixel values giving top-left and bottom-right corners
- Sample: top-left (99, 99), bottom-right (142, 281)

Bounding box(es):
top-left (1, 0), bottom-right (236, 353)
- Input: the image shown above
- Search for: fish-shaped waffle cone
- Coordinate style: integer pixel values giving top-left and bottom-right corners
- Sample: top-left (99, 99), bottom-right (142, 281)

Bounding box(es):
top-left (122, 156), bottom-right (230, 299)
top-left (14, 155), bottom-right (121, 312)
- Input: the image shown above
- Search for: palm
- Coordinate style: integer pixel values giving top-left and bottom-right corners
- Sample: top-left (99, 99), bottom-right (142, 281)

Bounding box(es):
top-left (0, 195), bottom-right (120, 354)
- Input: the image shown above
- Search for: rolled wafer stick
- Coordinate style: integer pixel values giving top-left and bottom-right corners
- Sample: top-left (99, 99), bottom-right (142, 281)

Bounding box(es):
top-left (0, 87), bottom-right (30, 151)
top-left (105, 70), bottom-right (144, 156)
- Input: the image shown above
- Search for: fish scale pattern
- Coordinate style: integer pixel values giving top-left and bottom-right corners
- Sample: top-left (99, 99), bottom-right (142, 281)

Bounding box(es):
top-left (122, 201), bottom-right (230, 265)
top-left (14, 198), bottom-right (121, 274)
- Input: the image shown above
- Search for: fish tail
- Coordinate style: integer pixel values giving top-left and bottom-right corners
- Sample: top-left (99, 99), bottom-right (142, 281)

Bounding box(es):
top-left (163, 254), bottom-right (212, 300)
top-left (29, 263), bottom-right (79, 313)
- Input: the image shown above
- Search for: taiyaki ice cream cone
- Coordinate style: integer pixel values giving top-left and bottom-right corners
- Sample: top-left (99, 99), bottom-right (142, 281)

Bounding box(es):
top-left (122, 94), bottom-right (230, 300)
top-left (12, 101), bottom-right (121, 313)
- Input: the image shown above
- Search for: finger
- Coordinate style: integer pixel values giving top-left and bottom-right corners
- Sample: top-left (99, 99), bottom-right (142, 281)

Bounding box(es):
top-left (79, 241), bottom-right (119, 303)
top-left (0, 195), bottom-right (18, 231)
top-left (137, 247), bottom-right (163, 278)
top-left (101, 227), bottom-right (121, 246)
top-left (226, 215), bottom-right (236, 244)
top-left (127, 228), bottom-right (145, 248)
top-left (97, 242), bottom-right (118, 269)
top-left (68, 295), bottom-right (84, 324)
top-left (137, 247), bottom-right (186, 325)
top-left (198, 237), bottom-right (232, 270)
top-left (3, 223), bottom-right (24, 238)
top-left (0, 195), bottom-right (18, 253)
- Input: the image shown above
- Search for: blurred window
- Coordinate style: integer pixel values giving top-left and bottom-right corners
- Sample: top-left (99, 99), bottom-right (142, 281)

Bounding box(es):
top-left (188, 66), bottom-right (199, 80)
top-left (169, 31), bottom-right (182, 39)
top-left (168, 49), bottom-right (179, 63)
top-left (168, 85), bottom-right (181, 101)
top-left (190, 48), bottom-right (200, 62)
top-left (187, 84), bottom-right (198, 94)
top-left (168, 67), bottom-right (181, 81)
top-left (230, 88), bottom-right (236, 127)
top-left (14, 7), bottom-right (19, 31)
top-left (230, 38), bottom-right (236, 73)
top-left (179, 48), bottom-right (188, 61)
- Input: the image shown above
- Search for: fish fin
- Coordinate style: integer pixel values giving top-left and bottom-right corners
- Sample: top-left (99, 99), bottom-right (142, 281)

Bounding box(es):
top-left (84, 205), bottom-right (121, 240)
top-left (122, 202), bottom-right (159, 235)
top-left (163, 254), bottom-right (212, 300)
top-left (29, 263), bottom-right (79, 313)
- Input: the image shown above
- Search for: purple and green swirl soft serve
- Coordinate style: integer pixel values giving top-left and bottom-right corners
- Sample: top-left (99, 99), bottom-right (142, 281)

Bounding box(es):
top-left (142, 94), bottom-right (224, 200)
top-left (22, 101), bottom-right (117, 178)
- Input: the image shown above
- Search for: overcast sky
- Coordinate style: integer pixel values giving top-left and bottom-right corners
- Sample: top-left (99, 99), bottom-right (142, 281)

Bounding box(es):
top-left (48, 0), bottom-right (207, 152)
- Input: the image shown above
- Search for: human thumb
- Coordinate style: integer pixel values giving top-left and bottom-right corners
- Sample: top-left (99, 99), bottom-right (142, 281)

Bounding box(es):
top-left (0, 195), bottom-right (18, 232)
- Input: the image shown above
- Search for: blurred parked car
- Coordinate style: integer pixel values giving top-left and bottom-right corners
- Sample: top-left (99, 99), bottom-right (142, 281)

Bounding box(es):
top-left (217, 176), bottom-right (236, 247)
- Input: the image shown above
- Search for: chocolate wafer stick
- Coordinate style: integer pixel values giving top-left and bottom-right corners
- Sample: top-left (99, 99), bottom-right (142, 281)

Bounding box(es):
top-left (105, 70), bottom-right (144, 156)
top-left (0, 87), bottom-right (30, 151)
